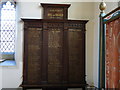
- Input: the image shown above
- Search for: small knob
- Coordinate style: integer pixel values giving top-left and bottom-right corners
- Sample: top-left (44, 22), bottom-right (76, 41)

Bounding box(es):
top-left (99, 1), bottom-right (106, 12)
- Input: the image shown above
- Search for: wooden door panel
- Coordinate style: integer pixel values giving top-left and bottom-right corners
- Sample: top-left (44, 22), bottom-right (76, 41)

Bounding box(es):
top-left (22, 19), bottom-right (88, 89)
top-left (48, 28), bottom-right (63, 84)
top-left (68, 29), bottom-right (85, 83)
top-left (27, 28), bottom-right (42, 84)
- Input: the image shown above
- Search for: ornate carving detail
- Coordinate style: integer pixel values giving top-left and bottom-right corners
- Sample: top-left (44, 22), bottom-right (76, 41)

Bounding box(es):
top-left (68, 23), bottom-right (84, 29)
top-left (47, 23), bottom-right (63, 28)
top-left (25, 22), bottom-right (42, 28)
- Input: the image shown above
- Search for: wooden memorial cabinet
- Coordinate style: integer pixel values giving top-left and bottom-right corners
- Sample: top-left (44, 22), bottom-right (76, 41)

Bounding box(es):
top-left (21, 3), bottom-right (88, 90)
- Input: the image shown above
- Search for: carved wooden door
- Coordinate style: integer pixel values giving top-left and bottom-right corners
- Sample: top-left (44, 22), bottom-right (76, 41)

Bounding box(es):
top-left (22, 19), bottom-right (88, 89)
top-left (47, 22), bottom-right (64, 83)
top-left (23, 22), bottom-right (43, 85)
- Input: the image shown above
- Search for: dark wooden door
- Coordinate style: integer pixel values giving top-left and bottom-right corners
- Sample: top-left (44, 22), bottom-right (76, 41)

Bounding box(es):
top-left (23, 22), bottom-right (43, 85)
top-left (68, 28), bottom-right (85, 83)
top-left (27, 27), bottom-right (42, 84)
top-left (47, 26), bottom-right (63, 84)
top-left (22, 19), bottom-right (88, 89)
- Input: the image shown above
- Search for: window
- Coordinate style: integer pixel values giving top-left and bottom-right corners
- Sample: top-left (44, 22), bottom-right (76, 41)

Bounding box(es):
top-left (0, 1), bottom-right (16, 60)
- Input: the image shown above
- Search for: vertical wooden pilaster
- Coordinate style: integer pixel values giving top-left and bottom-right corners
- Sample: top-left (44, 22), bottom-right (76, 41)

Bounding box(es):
top-left (41, 22), bottom-right (48, 83)
top-left (62, 23), bottom-right (69, 83)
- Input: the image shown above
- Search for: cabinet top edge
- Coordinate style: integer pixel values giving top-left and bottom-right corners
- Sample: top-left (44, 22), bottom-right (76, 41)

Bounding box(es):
top-left (41, 3), bottom-right (71, 8)
top-left (21, 18), bottom-right (89, 23)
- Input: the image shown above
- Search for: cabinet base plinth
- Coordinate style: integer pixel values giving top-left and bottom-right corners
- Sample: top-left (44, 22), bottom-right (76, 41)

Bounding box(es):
top-left (42, 87), bottom-right (67, 90)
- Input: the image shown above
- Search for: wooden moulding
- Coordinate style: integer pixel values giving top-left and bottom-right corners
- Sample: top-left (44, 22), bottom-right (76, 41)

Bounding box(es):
top-left (41, 3), bottom-right (71, 20)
